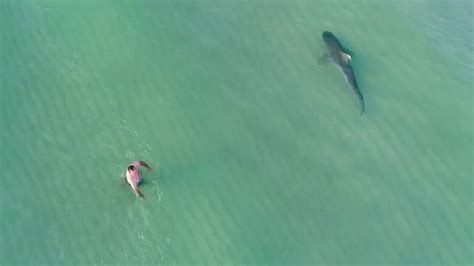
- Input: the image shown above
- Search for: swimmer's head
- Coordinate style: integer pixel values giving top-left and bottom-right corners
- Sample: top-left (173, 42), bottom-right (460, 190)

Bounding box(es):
top-left (128, 165), bottom-right (135, 171)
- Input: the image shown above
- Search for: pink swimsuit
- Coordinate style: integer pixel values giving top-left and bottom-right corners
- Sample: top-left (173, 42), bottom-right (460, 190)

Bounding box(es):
top-left (126, 167), bottom-right (141, 191)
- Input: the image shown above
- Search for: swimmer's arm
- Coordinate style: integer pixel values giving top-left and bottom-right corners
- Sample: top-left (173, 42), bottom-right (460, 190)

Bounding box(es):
top-left (138, 160), bottom-right (153, 171)
top-left (119, 170), bottom-right (130, 186)
top-left (121, 171), bottom-right (127, 185)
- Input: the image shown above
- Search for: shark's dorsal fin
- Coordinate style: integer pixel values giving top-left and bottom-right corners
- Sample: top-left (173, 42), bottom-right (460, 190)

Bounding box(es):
top-left (342, 52), bottom-right (352, 64)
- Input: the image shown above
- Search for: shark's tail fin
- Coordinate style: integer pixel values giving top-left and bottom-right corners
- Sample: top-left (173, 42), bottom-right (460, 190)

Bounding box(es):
top-left (358, 96), bottom-right (365, 116)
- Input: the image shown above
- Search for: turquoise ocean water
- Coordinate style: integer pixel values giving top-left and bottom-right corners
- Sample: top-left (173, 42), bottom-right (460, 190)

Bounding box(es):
top-left (1, 1), bottom-right (472, 265)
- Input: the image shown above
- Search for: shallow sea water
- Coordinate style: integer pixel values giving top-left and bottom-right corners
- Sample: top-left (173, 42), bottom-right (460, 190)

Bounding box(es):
top-left (0, 0), bottom-right (472, 265)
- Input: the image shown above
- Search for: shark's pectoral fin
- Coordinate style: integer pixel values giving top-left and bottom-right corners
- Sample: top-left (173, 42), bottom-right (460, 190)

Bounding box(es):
top-left (318, 54), bottom-right (330, 65)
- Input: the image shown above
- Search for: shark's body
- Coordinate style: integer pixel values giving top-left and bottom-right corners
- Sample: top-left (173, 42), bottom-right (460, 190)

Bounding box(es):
top-left (322, 31), bottom-right (365, 114)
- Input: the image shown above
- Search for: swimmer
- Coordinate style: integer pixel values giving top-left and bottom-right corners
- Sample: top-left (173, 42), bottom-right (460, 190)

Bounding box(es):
top-left (124, 161), bottom-right (153, 198)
